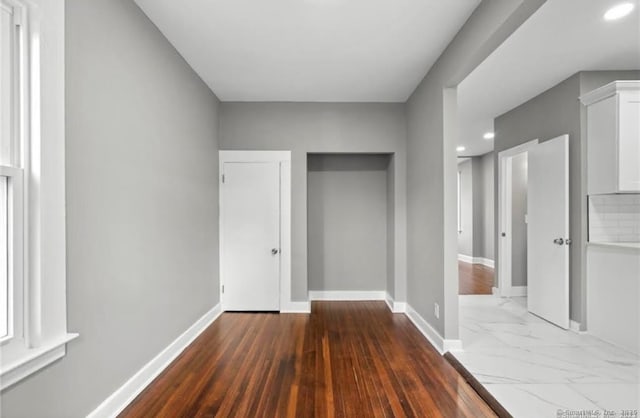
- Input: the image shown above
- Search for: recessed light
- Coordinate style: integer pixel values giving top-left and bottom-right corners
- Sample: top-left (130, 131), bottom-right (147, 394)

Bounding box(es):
top-left (456, 146), bottom-right (466, 152)
top-left (483, 132), bottom-right (495, 140)
top-left (604, 3), bottom-right (635, 20)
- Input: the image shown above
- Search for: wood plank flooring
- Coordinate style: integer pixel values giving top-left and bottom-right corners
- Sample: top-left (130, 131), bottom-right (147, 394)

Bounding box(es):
top-left (120, 302), bottom-right (496, 418)
top-left (458, 261), bottom-right (494, 295)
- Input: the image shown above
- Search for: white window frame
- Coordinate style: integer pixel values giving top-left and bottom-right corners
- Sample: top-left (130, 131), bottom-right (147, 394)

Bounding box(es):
top-left (0, 0), bottom-right (26, 347)
top-left (0, 0), bottom-right (77, 391)
top-left (0, 166), bottom-right (24, 345)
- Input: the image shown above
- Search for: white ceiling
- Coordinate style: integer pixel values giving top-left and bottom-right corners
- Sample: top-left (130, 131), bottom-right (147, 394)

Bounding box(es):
top-left (134, 0), bottom-right (479, 102)
top-left (458, 0), bottom-right (640, 157)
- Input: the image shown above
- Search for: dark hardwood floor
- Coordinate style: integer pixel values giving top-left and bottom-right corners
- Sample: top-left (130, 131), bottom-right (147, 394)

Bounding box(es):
top-left (120, 302), bottom-right (496, 418)
top-left (458, 261), bottom-right (494, 295)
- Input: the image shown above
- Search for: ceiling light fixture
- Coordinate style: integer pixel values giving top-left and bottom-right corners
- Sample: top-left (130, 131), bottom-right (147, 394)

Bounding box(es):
top-left (456, 146), bottom-right (466, 152)
top-left (483, 132), bottom-right (495, 140)
top-left (604, 2), bottom-right (635, 20)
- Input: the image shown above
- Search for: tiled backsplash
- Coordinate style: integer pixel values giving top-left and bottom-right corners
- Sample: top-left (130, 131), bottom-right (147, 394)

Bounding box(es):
top-left (589, 194), bottom-right (640, 243)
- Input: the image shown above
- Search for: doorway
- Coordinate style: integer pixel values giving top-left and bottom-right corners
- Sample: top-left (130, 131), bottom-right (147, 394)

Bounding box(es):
top-left (456, 155), bottom-right (495, 295)
top-left (497, 139), bottom-right (537, 297)
top-left (219, 151), bottom-right (292, 312)
top-left (497, 136), bottom-right (570, 329)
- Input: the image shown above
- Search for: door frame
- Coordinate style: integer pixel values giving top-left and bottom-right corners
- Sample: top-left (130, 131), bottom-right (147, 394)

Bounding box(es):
top-left (219, 150), bottom-right (292, 312)
top-left (497, 139), bottom-right (538, 297)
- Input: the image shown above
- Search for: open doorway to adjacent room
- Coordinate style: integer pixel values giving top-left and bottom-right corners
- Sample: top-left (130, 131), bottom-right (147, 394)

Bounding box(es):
top-left (448, 0), bottom-right (640, 414)
top-left (456, 153), bottom-right (495, 296)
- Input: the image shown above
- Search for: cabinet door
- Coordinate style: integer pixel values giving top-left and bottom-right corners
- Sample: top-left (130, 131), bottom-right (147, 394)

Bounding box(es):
top-left (587, 96), bottom-right (617, 194)
top-left (618, 91), bottom-right (640, 192)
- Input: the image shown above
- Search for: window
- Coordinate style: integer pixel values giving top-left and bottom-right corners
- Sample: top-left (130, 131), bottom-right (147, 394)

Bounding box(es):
top-left (0, 176), bottom-right (7, 338)
top-left (0, 0), bottom-right (24, 344)
top-left (0, 0), bottom-right (75, 391)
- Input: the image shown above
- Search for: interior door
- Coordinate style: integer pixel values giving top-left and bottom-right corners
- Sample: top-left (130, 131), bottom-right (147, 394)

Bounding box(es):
top-left (527, 134), bottom-right (570, 329)
top-left (221, 161), bottom-right (280, 311)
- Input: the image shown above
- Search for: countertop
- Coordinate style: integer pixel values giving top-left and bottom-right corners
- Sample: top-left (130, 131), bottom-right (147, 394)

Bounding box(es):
top-left (587, 241), bottom-right (640, 250)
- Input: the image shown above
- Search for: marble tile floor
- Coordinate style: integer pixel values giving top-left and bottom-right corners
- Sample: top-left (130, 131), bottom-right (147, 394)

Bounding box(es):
top-left (454, 295), bottom-right (640, 418)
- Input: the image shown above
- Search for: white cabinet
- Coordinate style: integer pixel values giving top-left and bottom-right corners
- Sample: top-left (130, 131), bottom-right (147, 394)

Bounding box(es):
top-left (581, 81), bottom-right (640, 194)
top-left (586, 244), bottom-right (639, 354)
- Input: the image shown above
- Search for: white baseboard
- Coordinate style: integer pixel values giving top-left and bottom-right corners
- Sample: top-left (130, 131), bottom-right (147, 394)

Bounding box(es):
top-left (476, 257), bottom-right (495, 268)
top-left (492, 286), bottom-right (527, 297)
top-left (443, 339), bottom-right (463, 352)
top-left (569, 320), bottom-right (583, 333)
top-left (457, 254), bottom-right (495, 268)
top-left (385, 293), bottom-right (394, 311)
top-left (509, 286), bottom-right (528, 297)
top-left (405, 304), bottom-right (462, 355)
top-left (393, 302), bottom-right (407, 313)
top-left (87, 304), bottom-right (223, 418)
top-left (280, 301), bottom-right (311, 313)
top-left (385, 292), bottom-right (407, 313)
top-left (308, 290), bottom-right (386, 301)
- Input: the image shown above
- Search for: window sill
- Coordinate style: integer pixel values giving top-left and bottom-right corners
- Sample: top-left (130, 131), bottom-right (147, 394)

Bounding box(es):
top-left (0, 333), bottom-right (78, 391)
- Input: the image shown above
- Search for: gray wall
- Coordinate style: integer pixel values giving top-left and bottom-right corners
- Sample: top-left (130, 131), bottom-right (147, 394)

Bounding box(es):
top-left (406, 0), bottom-right (545, 338)
top-left (480, 152), bottom-right (495, 260)
top-left (471, 157), bottom-right (484, 258)
top-left (0, 0), bottom-right (220, 417)
top-left (511, 152), bottom-right (528, 287)
top-left (494, 70), bottom-right (640, 324)
top-left (219, 103), bottom-right (407, 302)
top-left (308, 154), bottom-right (389, 292)
top-left (457, 159), bottom-right (474, 256)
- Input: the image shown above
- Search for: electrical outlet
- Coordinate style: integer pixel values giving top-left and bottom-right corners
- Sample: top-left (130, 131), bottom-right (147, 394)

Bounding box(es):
top-left (434, 302), bottom-right (440, 319)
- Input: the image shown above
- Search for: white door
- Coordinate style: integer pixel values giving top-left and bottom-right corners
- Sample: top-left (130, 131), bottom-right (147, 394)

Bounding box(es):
top-left (527, 135), bottom-right (570, 329)
top-left (221, 162), bottom-right (280, 311)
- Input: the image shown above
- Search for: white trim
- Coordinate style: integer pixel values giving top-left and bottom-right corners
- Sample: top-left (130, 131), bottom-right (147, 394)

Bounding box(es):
top-left (218, 150), bottom-right (291, 162)
top-left (457, 254), bottom-right (495, 268)
top-left (508, 286), bottom-right (527, 297)
top-left (280, 301), bottom-right (311, 313)
top-left (497, 139), bottom-right (538, 296)
top-left (385, 292), bottom-right (406, 313)
top-left (0, 166), bottom-right (24, 344)
top-left (569, 320), bottom-right (583, 333)
top-left (1, 0), bottom-right (76, 388)
top-left (475, 257), bottom-right (494, 268)
top-left (218, 151), bottom-right (292, 313)
top-left (579, 81), bottom-right (640, 105)
top-left (394, 302), bottom-right (407, 313)
top-left (405, 304), bottom-right (462, 354)
top-left (279, 159), bottom-right (292, 312)
top-left (308, 290), bottom-right (386, 301)
top-left (493, 285), bottom-right (527, 297)
top-left (0, 333), bottom-right (77, 390)
top-left (443, 339), bottom-right (463, 352)
top-left (385, 293), bottom-right (393, 311)
top-left (87, 305), bottom-right (222, 418)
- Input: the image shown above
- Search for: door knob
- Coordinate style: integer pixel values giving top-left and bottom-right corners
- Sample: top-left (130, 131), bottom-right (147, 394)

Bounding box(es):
top-left (553, 238), bottom-right (564, 245)
top-left (271, 248), bottom-right (279, 255)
